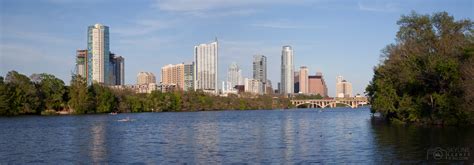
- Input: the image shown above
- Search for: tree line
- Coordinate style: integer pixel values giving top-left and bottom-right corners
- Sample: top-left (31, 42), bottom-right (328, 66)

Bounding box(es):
top-left (0, 71), bottom-right (292, 116)
top-left (366, 11), bottom-right (474, 125)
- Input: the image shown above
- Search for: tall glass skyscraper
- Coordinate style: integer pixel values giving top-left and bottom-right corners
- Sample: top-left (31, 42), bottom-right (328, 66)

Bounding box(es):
top-left (87, 23), bottom-right (110, 85)
top-left (280, 46), bottom-right (294, 95)
top-left (194, 39), bottom-right (218, 94)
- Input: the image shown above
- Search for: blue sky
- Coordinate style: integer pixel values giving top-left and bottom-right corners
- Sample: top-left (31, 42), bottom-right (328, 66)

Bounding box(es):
top-left (0, 0), bottom-right (472, 96)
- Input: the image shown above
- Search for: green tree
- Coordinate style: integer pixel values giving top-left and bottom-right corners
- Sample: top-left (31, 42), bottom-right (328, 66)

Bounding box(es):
top-left (366, 11), bottom-right (474, 125)
top-left (68, 75), bottom-right (89, 114)
top-left (33, 73), bottom-right (66, 111)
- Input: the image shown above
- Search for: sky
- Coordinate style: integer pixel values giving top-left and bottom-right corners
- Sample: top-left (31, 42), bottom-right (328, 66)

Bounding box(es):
top-left (0, 0), bottom-right (472, 96)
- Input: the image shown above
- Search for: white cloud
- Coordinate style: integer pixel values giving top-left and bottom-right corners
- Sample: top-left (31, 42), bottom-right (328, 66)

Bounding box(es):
top-left (357, 1), bottom-right (399, 12)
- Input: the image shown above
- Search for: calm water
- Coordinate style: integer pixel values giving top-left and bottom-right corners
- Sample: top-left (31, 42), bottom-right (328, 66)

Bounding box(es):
top-left (1, 107), bottom-right (473, 164)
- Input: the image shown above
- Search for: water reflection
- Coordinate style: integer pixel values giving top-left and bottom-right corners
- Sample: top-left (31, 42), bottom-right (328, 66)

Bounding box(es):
top-left (1, 108), bottom-right (473, 164)
top-left (90, 120), bottom-right (106, 163)
top-left (370, 117), bottom-right (474, 163)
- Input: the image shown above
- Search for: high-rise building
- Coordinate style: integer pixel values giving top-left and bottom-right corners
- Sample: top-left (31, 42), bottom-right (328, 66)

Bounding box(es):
top-left (161, 63), bottom-right (190, 91)
top-left (253, 55), bottom-right (267, 94)
top-left (299, 66), bottom-right (309, 94)
top-left (194, 39), bottom-right (218, 94)
top-left (280, 46), bottom-right (294, 95)
top-left (109, 53), bottom-right (125, 85)
top-left (183, 62), bottom-right (194, 91)
top-left (161, 64), bottom-right (181, 89)
top-left (336, 76), bottom-right (353, 98)
top-left (76, 49), bottom-right (88, 81)
top-left (227, 62), bottom-right (242, 88)
top-left (87, 23), bottom-right (110, 85)
top-left (137, 72), bottom-right (156, 85)
top-left (308, 72), bottom-right (328, 97)
top-left (294, 71), bottom-right (300, 93)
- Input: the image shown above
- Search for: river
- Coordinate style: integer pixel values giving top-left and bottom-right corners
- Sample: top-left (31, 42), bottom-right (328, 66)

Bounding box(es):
top-left (0, 107), bottom-right (472, 164)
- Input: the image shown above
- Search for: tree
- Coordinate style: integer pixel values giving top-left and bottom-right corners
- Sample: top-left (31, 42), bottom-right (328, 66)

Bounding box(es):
top-left (366, 11), bottom-right (474, 125)
top-left (68, 75), bottom-right (89, 114)
top-left (33, 73), bottom-right (66, 111)
top-left (4, 71), bottom-right (42, 115)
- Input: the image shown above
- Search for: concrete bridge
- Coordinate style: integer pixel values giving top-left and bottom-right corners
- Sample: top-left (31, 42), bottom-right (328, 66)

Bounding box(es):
top-left (291, 97), bottom-right (369, 108)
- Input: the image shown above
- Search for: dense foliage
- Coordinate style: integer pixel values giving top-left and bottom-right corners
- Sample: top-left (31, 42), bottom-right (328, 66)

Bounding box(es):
top-left (366, 12), bottom-right (474, 125)
top-left (0, 71), bottom-right (292, 116)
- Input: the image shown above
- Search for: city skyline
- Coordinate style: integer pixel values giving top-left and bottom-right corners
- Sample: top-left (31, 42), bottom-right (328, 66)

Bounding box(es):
top-left (1, 0), bottom-right (472, 96)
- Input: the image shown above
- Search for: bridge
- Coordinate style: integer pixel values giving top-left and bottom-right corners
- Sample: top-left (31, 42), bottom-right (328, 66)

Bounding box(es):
top-left (291, 97), bottom-right (369, 108)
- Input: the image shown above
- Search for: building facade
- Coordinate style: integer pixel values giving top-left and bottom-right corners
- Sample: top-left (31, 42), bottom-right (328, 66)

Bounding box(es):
top-left (280, 46), bottom-right (294, 95)
top-left (299, 66), bottom-right (309, 94)
top-left (308, 72), bottom-right (328, 97)
top-left (244, 78), bottom-right (263, 95)
top-left (227, 62), bottom-right (243, 88)
top-left (76, 49), bottom-right (88, 81)
top-left (109, 53), bottom-right (124, 85)
top-left (336, 76), bottom-right (353, 98)
top-left (161, 62), bottom-right (194, 91)
top-left (183, 62), bottom-right (194, 91)
top-left (253, 55), bottom-right (267, 94)
top-left (137, 72), bottom-right (156, 85)
top-left (194, 40), bottom-right (218, 94)
top-left (87, 23), bottom-right (110, 85)
top-left (294, 71), bottom-right (300, 93)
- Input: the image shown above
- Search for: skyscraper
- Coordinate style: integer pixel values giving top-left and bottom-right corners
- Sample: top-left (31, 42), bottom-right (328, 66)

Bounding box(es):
top-left (76, 49), bottom-right (88, 81)
top-left (299, 66), bottom-right (309, 94)
top-left (253, 55), bottom-right (267, 94)
top-left (227, 62), bottom-right (242, 88)
top-left (336, 76), bottom-right (353, 98)
top-left (280, 46), bottom-right (294, 95)
top-left (87, 23), bottom-right (110, 85)
top-left (194, 39), bottom-right (218, 94)
top-left (110, 53), bottom-right (125, 85)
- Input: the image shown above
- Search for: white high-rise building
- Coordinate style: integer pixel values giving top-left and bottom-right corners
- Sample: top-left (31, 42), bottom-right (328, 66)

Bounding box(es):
top-left (336, 76), bottom-right (353, 98)
top-left (280, 46), bottom-right (294, 95)
top-left (227, 62), bottom-right (242, 89)
top-left (88, 23), bottom-right (110, 85)
top-left (194, 39), bottom-right (218, 94)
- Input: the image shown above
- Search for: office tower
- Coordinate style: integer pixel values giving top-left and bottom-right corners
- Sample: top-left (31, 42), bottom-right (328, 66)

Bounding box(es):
top-left (294, 71), bottom-right (300, 93)
top-left (308, 72), bottom-right (328, 97)
top-left (299, 66), bottom-right (309, 94)
top-left (227, 62), bottom-right (243, 88)
top-left (253, 55), bottom-right (267, 94)
top-left (87, 23), bottom-right (110, 85)
top-left (194, 39), bottom-right (218, 94)
top-left (183, 62), bottom-right (194, 91)
top-left (137, 72), bottom-right (156, 85)
top-left (76, 49), bottom-right (88, 81)
top-left (336, 76), bottom-right (353, 98)
top-left (109, 53), bottom-right (125, 85)
top-left (280, 46), bottom-right (294, 95)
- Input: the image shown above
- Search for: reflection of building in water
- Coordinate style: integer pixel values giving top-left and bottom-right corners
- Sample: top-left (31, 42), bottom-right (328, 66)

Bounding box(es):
top-left (90, 121), bottom-right (106, 163)
top-left (193, 121), bottom-right (219, 162)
